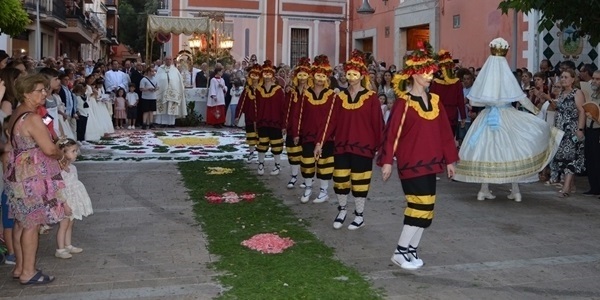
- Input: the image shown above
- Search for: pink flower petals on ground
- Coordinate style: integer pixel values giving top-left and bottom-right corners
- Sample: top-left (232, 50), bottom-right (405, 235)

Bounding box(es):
top-left (241, 233), bottom-right (295, 254)
top-left (204, 191), bottom-right (256, 204)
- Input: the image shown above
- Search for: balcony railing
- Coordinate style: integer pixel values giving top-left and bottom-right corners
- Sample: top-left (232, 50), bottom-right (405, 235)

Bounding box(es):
top-left (23, 0), bottom-right (66, 23)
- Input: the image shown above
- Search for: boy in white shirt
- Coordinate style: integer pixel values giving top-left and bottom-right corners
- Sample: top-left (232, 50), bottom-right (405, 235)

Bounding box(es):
top-left (126, 83), bottom-right (139, 129)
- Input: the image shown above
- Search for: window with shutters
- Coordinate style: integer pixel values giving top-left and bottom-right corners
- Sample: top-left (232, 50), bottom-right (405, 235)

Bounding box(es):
top-left (290, 28), bottom-right (309, 66)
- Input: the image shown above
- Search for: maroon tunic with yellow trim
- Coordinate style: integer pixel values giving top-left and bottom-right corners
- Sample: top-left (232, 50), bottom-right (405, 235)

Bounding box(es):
top-left (235, 86), bottom-right (257, 123)
top-left (284, 87), bottom-right (303, 132)
top-left (292, 88), bottom-right (336, 144)
top-left (377, 93), bottom-right (459, 179)
top-left (256, 84), bottom-right (285, 129)
top-left (429, 79), bottom-right (466, 127)
top-left (320, 89), bottom-right (384, 158)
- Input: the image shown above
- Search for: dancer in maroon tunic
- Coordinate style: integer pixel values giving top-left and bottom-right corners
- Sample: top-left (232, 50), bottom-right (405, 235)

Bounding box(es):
top-left (429, 49), bottom-right (466, 137)
top-left (291, 55), bottom-right (336, 203)
top-left (255, 60), bottom-right (285, 175)
top-left (235, 64), bottom-right (261, 163)
top-left (284, 57), bottom-right (311, 188)
top-left (378, 41), bottom-right (458, 270)
top-left (315, 50), bottom-right (383, 230)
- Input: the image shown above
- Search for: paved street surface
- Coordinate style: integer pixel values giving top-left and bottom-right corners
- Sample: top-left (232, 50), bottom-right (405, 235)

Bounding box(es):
top-left (1, 161), bottom-right (600, 299)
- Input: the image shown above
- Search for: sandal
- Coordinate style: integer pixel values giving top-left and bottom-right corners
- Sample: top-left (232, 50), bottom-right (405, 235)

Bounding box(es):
top-left (20, 270), bottom-right (55, 285)
top-left (558, 192), bottom-right (570, 198)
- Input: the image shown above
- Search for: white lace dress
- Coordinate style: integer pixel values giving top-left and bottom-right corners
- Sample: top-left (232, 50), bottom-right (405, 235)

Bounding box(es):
top-left (61, 165), bottom-right (93, 220)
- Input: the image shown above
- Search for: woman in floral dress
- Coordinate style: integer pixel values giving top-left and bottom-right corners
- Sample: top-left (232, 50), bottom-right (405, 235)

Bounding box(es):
top-left (4, 73), bottom-right (70, 285)
top-left (550, 69), bottom-right (586, 197)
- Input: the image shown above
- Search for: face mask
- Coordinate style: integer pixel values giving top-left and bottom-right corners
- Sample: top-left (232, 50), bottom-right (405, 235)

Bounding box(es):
top-left (296, 72), bottom-right (309, 80)
top-left (346, 70), bottom-right (361, 81)
top-left (262, 73), bottom-right (273, 79)
top-left (314, 73), bottom-right (328, 83)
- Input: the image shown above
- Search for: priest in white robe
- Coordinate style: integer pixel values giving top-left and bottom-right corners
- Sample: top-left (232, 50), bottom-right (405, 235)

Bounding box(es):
top-left (155, 56), bottom-right (187, 126)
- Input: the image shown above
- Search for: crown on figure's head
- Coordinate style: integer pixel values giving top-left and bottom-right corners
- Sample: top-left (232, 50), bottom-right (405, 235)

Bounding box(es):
top-left (490, 38), bottom-right (510, 56)
top-left (312, 55), bottom-right (333, 76)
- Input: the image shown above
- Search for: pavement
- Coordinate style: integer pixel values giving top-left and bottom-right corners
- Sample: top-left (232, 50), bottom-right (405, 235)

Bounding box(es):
top-left (1, 159), bottom-right (600, 299)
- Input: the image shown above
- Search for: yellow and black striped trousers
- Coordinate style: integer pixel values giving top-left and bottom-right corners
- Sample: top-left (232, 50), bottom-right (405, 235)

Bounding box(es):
top-left (332, 153), bottom-right (372, 198)
top-left (400, 174), bottom-right (437, 229)
top-left (301, 141), bottom-right (334, 180)
top-left (285, 134), bottom-right (302, 165)
top-left (256, 127), bottom-right (284, 155)
top-left (245, 123), bottom-right (258, 147)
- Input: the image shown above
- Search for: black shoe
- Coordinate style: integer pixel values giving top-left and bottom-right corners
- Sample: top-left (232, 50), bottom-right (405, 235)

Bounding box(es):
top-left (583, 191), bottom-right (600, 196)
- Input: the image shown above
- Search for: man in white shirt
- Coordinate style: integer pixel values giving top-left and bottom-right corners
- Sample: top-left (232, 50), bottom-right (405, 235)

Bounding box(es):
top-left (104, 60), bottom-right (130, 94)
top-left (84, 58), bottom-right (95, 76)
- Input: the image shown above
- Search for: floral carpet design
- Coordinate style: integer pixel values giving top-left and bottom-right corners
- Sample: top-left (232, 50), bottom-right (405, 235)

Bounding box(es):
top-left (78, 129), bottom-right (257, 162)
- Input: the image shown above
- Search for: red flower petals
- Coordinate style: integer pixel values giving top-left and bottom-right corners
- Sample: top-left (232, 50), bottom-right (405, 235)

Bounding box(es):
top-left (241, 233), bottom-right (295, 254)
top-left (205, 191), bottom-right (256, 204)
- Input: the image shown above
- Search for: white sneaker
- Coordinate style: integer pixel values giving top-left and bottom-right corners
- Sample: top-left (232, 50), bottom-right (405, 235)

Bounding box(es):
top-left (347, 212), bottom-right (364, 230)
top-left (299, 182), bottom-right (306, 189)
top-left (287, 176), bottom-right (298, 189)
top-left (477, 191), bottom-right (496, 201)
top-left (55, 249), bottom-right (72, 259)
top-left (66, 245), bottom-right (83, 254)
top-left (391, 252), bottom-right (419, 270)
top-left (257, 163), bottom-right (265, 175)
top-left (408, 246), bottom-right (424, 267)
top-left (300, 186), bottom-right (312, 203)
top-left (270, 163), bottom-right (281, 176)
top-left (132, 125), bottom-right (135, 129)
top-left (313, 188), bottom-right (329, 203)
top-left (333, 207), bottom-right (347, 229)
top-left (507, 193), bottom-right (522, 202)
top-left (246, 151), bottom-right (255, 164)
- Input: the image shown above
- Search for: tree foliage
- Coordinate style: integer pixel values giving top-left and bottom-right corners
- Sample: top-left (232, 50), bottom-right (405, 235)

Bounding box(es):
top-left (498, 0), bottom-right (600, 45)
top-left (0, 0), bottom-right (31, 37)
top-left (118, 0), bottom-right (160, 60)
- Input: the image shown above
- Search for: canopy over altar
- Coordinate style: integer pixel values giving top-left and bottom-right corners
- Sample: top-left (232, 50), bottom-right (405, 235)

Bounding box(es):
top-left (145, 15), bottom-right (211, 62)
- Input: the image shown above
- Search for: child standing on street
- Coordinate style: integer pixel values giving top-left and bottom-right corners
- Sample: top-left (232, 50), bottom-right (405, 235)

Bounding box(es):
top-left (126, 84), bottom-right (139, 129)
top-left (55, 138), bottom-right (93, 259)
top-left (113, 88), bottom-right (127, 129)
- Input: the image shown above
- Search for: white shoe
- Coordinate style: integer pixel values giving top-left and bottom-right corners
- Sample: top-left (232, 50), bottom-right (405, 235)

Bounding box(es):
top-left (300, 186), bottom-right (312, 203)
top-left (66, 245), bottom-right (83, 254)
top-left (333, 206), bottom-right (347, 229)
top-left (246, 151), bottom-right (255, 164)
top-left (299, 182), bottom-right (306, 189)
top-left (287, 176), bottom-right (298, 189)
top-left (477, 191), bottom-right (496, 201)
top-left (270, 163), bottom-right (281, 176)
top-left (391, 252), bottom-right (419, 270)
top-left (408, 246), bottom-right (424, 267)
top-left (507, 193), bottom-right (522, 202)
top-left (257, 163), bottom-right (265, 175)
top-left (131, 126), bottom-right (136, 129)
top-left (55, 249), bottom-right (72, 259)
top-left (313, 188), bottom-right (329, 203)
top-left (347, 212), bottom-right (364, 230)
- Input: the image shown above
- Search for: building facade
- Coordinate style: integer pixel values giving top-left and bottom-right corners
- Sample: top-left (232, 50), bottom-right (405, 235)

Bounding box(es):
top-left (5, 0), bottom-right (118, 62)
top-left (160, 0), bottom-right (349, 66)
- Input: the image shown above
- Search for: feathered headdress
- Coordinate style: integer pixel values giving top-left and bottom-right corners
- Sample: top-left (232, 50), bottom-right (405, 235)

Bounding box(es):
top-left (246, 64), bottom-right (262, 86)
top-left (261, 60), bottom-right (276, 76)
top-left (435, 49), bottom-right (458, 82)
top-left (293, 57), bottom-right (312, 76)
top-left (344, 50), bottom-right (371, 89)
top-left (393, 41), bottom-right (438, 97)
top-left (292, 57), bottom-right (313, 87)
top-left (312, 55), bottom-right (333, 76)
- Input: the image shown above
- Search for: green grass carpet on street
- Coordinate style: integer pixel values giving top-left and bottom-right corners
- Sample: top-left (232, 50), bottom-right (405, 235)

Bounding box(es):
top-left (179, 161), bottom-right (382, 299)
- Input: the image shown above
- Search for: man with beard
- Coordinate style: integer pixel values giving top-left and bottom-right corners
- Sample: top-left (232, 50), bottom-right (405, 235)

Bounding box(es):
top-left (583, 70), bottom-right (600, 196)
top-left (292, 55), bottom-right (336, 204)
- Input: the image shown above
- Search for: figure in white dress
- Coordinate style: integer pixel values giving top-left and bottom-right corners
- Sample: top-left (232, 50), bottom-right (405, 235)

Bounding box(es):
top-left (55, 139), bottom-right (93, 259)
top-left (453, 38), bottom-right (564, 202)
top-left (83, 79), bottom-right (114, 141)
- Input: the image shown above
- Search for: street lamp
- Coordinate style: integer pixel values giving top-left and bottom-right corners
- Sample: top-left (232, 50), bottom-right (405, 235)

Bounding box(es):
top-left (219, 36), bottom-right (234, 50)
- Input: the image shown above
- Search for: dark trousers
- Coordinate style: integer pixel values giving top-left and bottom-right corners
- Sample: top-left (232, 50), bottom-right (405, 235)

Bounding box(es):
top-left (584, 128), bottom-right (600, 193)
top-left (76, 115), bottom-right (88, 141)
